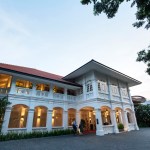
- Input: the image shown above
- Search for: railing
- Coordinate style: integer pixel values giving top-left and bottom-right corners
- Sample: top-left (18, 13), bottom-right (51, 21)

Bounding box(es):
top-left (53, 93), bottom-right (64, 100)
top-left (36, 90), bottom-right (49, 97)
top-left (103, 125), bottom-right (114, 134)
top-left (7, 128), bottom-right (27, 133)
top-left (16, 87), bottom-right (32, 95)
top-left (76, 94), bottom-right (83, 101)
top-left (32, 127), bottom-right (47, 132)
top-left (86, 92), bottom-right (93, 99)
top-left (0, 88), bottom-right (9, 94)
top-left (128, 123), bottom-right (135, 131)
top-left (98, 92), bottom-right (109, 100)
top-left (67, 95), bottom-right (76, 101)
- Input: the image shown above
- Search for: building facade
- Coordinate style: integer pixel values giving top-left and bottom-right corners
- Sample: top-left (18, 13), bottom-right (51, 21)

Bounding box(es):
top-left (0, 60), bottom-right (141, 136)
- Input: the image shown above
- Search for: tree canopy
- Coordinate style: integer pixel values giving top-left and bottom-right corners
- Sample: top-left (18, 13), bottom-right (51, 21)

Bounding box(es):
top-left (81, 0), bottom-right (150, 29)
top-left (81, 0), bottom-right (150, 75)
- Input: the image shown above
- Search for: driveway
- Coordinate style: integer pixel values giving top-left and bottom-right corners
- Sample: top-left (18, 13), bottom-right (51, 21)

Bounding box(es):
top-left (0, 128), bottom-right (149, 150)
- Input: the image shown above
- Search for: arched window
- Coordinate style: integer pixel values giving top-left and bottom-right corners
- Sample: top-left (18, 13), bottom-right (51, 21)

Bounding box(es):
top-left (52, 107), bottom-right (63, 127)
top-left (33, 106), bottom-right (47, 127)
top-left (8, 104), bottom-right (28, 128)
top-left (127, 112), bottom-right (132, 123)
top-left (101, 108), bottom-right (111, 125)
top-left (68, 109), bottom-right (76, 126)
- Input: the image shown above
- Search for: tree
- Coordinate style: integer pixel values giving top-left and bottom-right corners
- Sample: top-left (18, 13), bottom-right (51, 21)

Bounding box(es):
top-left (135, 104), bottom-right (150, 127)
top-left (0, 96), bottom-right (11, 132)
top-left (136, 46), bottom-right (150, 75)
top-left (81, 0), bottom-right (150, 29)
top-left (81, 0), bottom-right (150, 74)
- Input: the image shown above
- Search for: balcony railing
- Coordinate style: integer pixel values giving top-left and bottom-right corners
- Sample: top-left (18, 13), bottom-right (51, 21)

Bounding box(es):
top-left (0, 88), bottom-right (9, 94)
top-left (67, 95), bottom-right (76, 101)
top-left (16, 87), bottom-right (32, 95)
top-left (53, 93), bottom-right (64, 100)
top-left (36, 90), bottom-right (49, 97)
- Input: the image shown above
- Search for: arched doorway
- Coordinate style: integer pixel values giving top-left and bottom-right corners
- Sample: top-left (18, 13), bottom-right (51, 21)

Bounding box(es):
top-left (68, 108), bottom-right (76, 126)
top-left (33, 106), bottom-right (47, 127)
top-left (115, 107), bottom-right (123, 124)
top-left (80, 107), bottom-right (96, 131)
top-left (8, 104), bottom-right (28, 128)
top-left (101, 106), bottom-right (112, 125)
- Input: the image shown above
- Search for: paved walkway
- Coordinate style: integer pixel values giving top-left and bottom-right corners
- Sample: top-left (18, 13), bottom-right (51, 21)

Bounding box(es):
top-left (0, 128), bottom-right (150, 150)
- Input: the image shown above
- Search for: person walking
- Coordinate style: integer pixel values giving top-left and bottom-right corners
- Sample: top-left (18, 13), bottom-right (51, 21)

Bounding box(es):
top-left (72, 119), bottom-right (77, 135)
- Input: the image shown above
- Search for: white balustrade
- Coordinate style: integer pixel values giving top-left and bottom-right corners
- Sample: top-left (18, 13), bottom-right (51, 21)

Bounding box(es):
top-left (103, 125), bottom-right (114, 134)
top-left (0, 88), bottom-right (9, 94)
top-left (77, 94), bottom-right (83, 101)
top-left (36, 90), bottom-right (49, 97)
top-left (53, 93), bottom-right (64, 100)
top-left (67, 95), bottom-right (76, 101)
top-left (16, 87), bottom-right (32, 95)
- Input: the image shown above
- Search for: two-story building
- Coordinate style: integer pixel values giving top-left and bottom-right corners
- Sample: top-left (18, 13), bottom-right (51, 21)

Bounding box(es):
top-left (0, 59), bottom-right (141, 136)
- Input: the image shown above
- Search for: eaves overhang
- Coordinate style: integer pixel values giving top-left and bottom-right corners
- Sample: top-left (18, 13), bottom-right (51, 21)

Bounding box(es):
top-left (63, 59), bottom-right (142, 87)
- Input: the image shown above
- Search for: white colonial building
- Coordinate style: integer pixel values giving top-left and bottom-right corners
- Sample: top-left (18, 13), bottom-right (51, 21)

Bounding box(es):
top-left (0, 60), bottom-right (141, 136)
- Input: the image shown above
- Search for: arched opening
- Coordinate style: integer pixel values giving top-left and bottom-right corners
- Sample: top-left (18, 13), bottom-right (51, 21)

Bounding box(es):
top-left (68, 108), bottom-right (76, 126)
top-left (80, 107), bottom-right (96, 131)
top-left (101, 106), bottom-right (111, 125)
top-left (127, 112), bottom-right (132, 123)
top-left (33, 106), bottom-right (47, 127)
top-left (52, 107), bottom-right (63, 127)
top-left (115, 107), bottom-right (123, 124)
top-left (8, 104), bottom-right (28, 128)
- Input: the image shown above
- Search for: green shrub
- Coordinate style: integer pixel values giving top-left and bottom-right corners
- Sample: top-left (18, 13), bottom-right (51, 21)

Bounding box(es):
top-left (0, 129), bottom-right (73, 141)
top-left (118, 123), bottom-right (124, 129)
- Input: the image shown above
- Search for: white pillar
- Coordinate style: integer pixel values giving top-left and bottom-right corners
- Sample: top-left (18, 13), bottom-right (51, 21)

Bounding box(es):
top-left (64, 88), bottom-right (67, 100)
top-left (110, 110), bottom-right (119, 133)
top-left (119, 111), bottom-right (123, 123)
top-left (46, 110), bottom-right (52, 131)
top-left (26, 108), bottom-right (34, 132)
top-left (122, 110), bottom-right (129, 131)
top-left (107, 77), bottom-right (113, 100)
top-left (63, 110), bottom-right (68, 129)
top-left (95, 108), bottom-right (104, 136)
top-left (76, 110), bottom-right (80, 126)
top-left (1, 107), bottom-right (12, 134)
top-left (83, 83), bottom-right (86, 100)
top-left (132, 111), bottom-right (139, 130)
top-left (92, 80), bottom-right (98, 98)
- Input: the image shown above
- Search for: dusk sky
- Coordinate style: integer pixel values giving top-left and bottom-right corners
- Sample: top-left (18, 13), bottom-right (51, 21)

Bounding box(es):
top-left (0, 0), bottom-right (149, 99)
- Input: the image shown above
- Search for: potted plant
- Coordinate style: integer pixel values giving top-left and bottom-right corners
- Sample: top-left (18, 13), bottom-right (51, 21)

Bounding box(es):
top-left (118, 123), bottom-right (124, 132)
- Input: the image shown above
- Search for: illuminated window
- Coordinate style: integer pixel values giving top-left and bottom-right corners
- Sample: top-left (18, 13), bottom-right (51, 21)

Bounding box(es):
top-left (101, 109), bottom-right (111, 125)
top-left (0, 74), bottom-right (12, 88)
top-left (36, 84), bottom-right (50, 91)
top-left (67, 89), bottom-right (76, 96)
top-left (53, 86), bottom-right (64, 94)
top-left (16, 80), bottom-right (33, 89)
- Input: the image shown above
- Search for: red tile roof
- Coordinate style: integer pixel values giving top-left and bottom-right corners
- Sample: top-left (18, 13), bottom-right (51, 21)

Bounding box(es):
top-left (0, 63), bottom-right (81, 87)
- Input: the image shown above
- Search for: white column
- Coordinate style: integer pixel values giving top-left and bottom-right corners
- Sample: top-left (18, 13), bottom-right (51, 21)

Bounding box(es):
top-left (63, 110), bottom-right (68, 129)
top-left (127, 87), bottom-right (134, 105)
top-left (119, 111), bottom-right (123, 123)
top-left (95, 108), bottom-right (104, 136)
top-left (26, 108), bottom-right (34, 132)
top-left (107, 77), bottom-right (112, 100)
top-left (46, 110), bottom-right (52, 131)
top-left (1, 107), bottom-right (12, 134)
top-left (110, 110), bottom-right (119, 133)
top-left (122, 110), bottom-right (129, 131)
top-left (117, 81), bottom-right (123, 102)
top-left (76, 110), bottom-right (80, 126)
top-left (64, 88), bottom-right (67, 100)
top-left (83, 83), bottom-right (86, 100)
top-left (49, 84), bottom-right (53, 99)
top-left (92, 80), bottom-right (98, 98)
top-left (132, 111), bottom-right (139, 130)
top-left (9, 77), bottom-right (16, 94)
